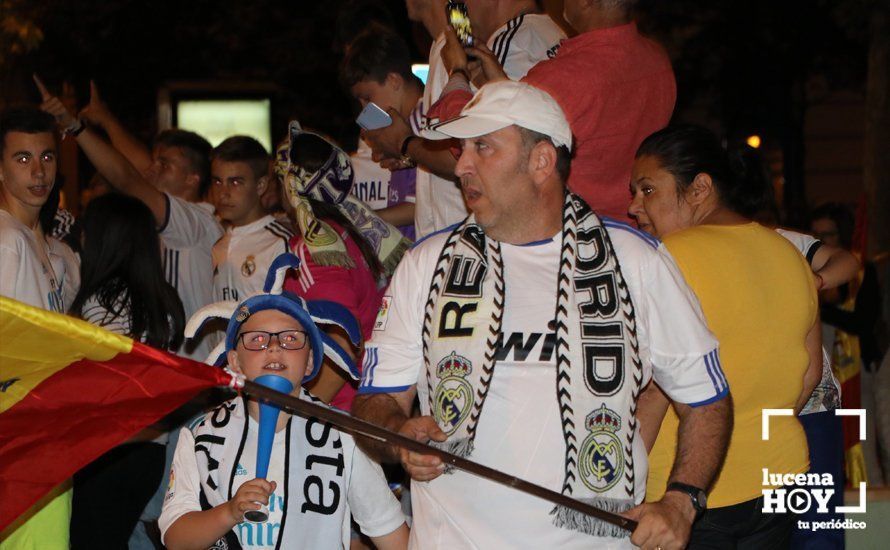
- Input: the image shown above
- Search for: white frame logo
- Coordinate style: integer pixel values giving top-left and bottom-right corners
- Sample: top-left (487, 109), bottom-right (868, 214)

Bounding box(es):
top-left (761, 408), bottom-right (867, 523)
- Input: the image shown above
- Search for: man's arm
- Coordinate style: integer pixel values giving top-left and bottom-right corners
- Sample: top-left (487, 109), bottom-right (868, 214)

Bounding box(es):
top-left (79, 80), bottom-right (154, 174)
top-left (36, 79), bottom-right (168, 224)
top-left (352, 389), bottom-right (448, 481)
top-left (637, 382), bottom-right (671, 453)
top-left (628, 394), bottom-right (733, 550)
top-left (362, 111), bottom-right (458, 180)
top-left (810, 243), bottom-right (859, 290)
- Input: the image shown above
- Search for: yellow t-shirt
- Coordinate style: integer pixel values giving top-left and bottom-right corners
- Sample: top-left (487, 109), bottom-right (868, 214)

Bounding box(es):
top-left (646, 223), bottom-right (816, 507)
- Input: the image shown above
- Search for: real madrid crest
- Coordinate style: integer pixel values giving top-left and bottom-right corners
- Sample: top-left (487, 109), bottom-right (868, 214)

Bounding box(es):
top-left (578, 403), bottom-right (624, 493)
top-left (241, 255), bottom-right (256, 277)
top-left (432, 351), bottom-right (474, 435)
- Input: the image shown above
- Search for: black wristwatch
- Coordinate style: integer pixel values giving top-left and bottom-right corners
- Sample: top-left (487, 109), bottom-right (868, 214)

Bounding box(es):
top-left (666, 482), bottom-right (707, 519)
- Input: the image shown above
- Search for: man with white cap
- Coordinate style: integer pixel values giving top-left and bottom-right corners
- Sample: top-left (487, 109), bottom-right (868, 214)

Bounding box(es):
top-left (353, 80), bottom-right (733, 550)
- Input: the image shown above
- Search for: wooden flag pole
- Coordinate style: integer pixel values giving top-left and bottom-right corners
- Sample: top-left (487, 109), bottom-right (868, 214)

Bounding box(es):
top-left (242, 380), bottom-right (638, 533)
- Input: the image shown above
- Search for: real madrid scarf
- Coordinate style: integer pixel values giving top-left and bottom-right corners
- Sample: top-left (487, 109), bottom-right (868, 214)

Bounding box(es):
top-left (188, 393), bottom-right (350, 549)
top-left (274, 121), bottom-right (410, 277)
top-left (422, 193), bottom-right (643, 538)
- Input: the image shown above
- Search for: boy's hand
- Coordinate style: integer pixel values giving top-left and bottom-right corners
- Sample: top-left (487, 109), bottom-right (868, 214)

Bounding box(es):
top-left (34, 74), bottom-right (78, 132)
top-left (226, 478), bottom-right (276, 524)
top-left (79, 80), bottom-right (113, 128)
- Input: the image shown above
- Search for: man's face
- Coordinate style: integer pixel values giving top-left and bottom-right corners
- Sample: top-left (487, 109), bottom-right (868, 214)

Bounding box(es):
top-left (0, 131), bottom-right (57, 212)
top-left (211, 159), bottom-right (265, 226)
top-left (455, 126), bottom-right (536, 236)
top-left (227, 309), bottom-right (311, 392)
top-left (147, 144), bottom-right (197, 197)
top-left (351, 76), bottom-right (403, 114)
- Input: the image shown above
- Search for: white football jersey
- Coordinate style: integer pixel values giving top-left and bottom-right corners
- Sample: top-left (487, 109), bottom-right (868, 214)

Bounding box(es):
top-left (212, 214), bottom-right (293, 303)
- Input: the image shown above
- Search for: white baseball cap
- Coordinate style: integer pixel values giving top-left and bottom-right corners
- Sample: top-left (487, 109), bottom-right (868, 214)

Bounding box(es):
top-left (424, 80), bottom-right (573, 149)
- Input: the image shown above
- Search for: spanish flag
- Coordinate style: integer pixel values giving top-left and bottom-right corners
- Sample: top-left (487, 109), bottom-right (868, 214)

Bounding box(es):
top-left (0, 296), bottom-right (233, 533)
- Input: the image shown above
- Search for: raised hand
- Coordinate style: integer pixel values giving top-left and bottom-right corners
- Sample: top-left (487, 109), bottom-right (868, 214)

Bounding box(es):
top-left (79, 80), bottom-right (112, 128)
top-left (33, 74), bottom-right (78, 132)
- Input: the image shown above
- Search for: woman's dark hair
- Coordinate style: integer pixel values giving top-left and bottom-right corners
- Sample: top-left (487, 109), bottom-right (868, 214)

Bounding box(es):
top-left (69, 193), bottom-right (185, 349)
top-left (811, 202), bottom-right (856, 250)
top-left (290, 133), bottom-right (386, 280)
top-left (635, 125), bottom-right (772, 218)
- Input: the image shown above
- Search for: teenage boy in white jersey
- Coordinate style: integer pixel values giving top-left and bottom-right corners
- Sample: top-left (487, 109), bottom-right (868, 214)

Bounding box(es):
top-left (353, 82), bottom-right (733, 550)
top-left (38, 80), bottom-right (222, 360)
top-left (0, 106), bottom-right (77, 550)
top-left (364, 0), bottom-right (564, 237)
top-left (211, 136), bottom-right (293, 303)
top-left (341, 27), bottom-right (421, 240)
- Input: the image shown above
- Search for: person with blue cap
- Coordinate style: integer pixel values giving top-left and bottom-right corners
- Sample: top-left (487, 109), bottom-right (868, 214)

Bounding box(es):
top-left (159, 253), bottom-right (408, 550)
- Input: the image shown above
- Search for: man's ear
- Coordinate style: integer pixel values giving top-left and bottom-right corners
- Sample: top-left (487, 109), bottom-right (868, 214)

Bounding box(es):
top-left (256, 175), bottom-right (269, 197)
top-left (686, 172), bottom-right (714, 206)
top-left (186, 172), bottom-right (201, 192)
top-left (529, 141), bottom-right (558, 185)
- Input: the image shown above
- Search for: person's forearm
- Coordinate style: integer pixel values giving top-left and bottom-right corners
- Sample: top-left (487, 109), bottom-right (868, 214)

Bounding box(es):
top-left (637, 382), bottom-right (671, 453)
top-left (407, 138), bottom-right (459, 181)
top-left (164, 505), bottom-right (237, 550)
top-left (101, 115), bottom-right (153, 174)
top-left (669, 394), bottom-right (733, 490)
top-left (351, 394), bottom-right (410, 462)
top-left (377, 203), bottom-right (415, 228)
top-left (75, 128), bottom-right (166, 223)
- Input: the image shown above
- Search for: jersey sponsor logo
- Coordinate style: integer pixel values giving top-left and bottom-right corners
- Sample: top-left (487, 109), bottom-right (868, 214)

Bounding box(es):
top-left (433, 351), bottom-right (474, 435)
top-left (494, 331), bottom-right (557, 362)
top-left (374, 296), bottom-right (392, 331)
top-left (241, 255), bottom-right (256, 277)
top-left (578, 404), bottom-right (624, 493)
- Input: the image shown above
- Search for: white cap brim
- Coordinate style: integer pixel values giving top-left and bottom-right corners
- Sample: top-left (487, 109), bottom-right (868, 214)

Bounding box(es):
top-left (422, 115), bottom-right (513, 142)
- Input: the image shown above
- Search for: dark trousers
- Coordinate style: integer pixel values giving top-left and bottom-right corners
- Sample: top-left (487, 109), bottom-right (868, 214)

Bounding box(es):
top-left (70, 442), bottom-right (165, 549)
top-left (688, 494), bottom-right (796, 550)
top-left (792, 411), bottom-right (846, 549)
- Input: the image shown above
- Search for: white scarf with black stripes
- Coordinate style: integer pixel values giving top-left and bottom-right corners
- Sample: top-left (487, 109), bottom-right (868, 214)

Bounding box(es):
top-left (189, 392), bottom-right (349, 549)
top-left (423, 194), bottom-right (643, 538)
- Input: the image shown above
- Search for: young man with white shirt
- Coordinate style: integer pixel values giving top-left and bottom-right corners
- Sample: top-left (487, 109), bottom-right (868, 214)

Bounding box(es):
top-left (341, 27), bottom-right (420, 240)
top-left (0, 106), bottom-right (78, 550)
top-left (210, 136), bottom-right (293, 303)
top-left (364, 0), bottom-right (565, 238)
top-left (38, 81), bottom-right (223, 361)
top-left (353, 81), bottom-right (733, 550)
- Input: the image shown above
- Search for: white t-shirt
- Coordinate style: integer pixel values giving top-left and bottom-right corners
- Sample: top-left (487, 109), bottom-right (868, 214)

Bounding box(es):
top-left (160, 416), bottom-right (404, 549)
top-left (159, 193), bottom-right (224, 360)
top-left (0, 209), bottom-right (78, 313)
top-left (212, 214), bottom-right (292, 303)
top-left (81, 294), bottom-right (133, 336)
top-left (413, 14), bottom-right (566, 239)
top-left (360, 219), bottom-right (720, 549)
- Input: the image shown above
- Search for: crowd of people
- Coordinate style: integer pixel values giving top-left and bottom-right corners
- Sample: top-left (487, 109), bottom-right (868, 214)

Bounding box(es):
top-left (1, 1), bottom-right (886, 549)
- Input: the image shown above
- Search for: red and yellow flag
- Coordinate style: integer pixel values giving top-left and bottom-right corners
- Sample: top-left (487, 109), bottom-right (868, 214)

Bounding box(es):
top-left (0, 296), bottom-right (232, 532)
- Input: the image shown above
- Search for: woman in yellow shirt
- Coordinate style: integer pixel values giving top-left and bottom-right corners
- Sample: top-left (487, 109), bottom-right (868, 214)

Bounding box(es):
top-left (628, 125), bottom-right (822, 549)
